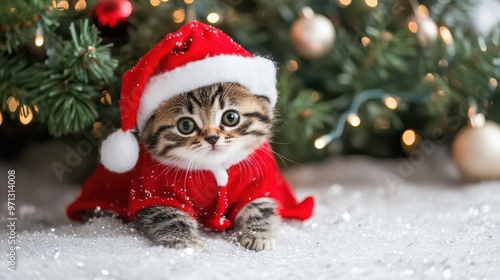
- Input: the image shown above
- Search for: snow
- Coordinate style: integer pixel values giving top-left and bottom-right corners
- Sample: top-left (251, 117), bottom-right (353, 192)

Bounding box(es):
top-left (1, 147), bottom-right (500, 280)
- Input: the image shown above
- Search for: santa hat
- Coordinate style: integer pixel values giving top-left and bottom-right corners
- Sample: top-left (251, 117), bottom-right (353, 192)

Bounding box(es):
top-left (101, 21), bottom-right (278, 173)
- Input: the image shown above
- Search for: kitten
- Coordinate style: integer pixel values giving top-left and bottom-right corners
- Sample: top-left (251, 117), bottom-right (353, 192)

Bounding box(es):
top-left (135, 82), bottom-right (279, 251)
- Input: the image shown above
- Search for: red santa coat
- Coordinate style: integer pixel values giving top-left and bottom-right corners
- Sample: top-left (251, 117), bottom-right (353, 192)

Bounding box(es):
top-left (67, 143), bottom-right (314, 231)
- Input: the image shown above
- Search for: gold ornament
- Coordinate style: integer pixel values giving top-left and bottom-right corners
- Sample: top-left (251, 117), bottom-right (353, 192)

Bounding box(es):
top-left (290, 7), bottom-right (335, 59)
top-left (452, 110), bottom-right (500, 180)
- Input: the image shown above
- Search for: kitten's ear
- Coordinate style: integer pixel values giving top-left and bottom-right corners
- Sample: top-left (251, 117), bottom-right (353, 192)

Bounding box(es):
top-left (100, 129), bottom-right (139, 173)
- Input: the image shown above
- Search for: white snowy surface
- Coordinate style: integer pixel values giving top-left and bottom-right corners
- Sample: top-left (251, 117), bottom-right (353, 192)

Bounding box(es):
top-left (1, 146), bottom-right (500, 280)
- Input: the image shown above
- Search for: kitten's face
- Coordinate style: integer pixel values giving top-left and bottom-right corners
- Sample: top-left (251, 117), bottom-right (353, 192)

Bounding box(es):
top-left (141, 83), bottom-right (273, 170)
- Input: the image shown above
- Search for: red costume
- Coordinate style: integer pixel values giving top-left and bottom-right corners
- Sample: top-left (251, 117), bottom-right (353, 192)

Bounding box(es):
top-left (67, 143), bottom-right (314, 231)
top-left (67, 22), bottom-right (314, 229)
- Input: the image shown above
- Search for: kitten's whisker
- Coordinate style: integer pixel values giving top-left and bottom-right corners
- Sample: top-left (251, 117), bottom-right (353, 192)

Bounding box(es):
top-left (261, 146), bottom-right (299, 167)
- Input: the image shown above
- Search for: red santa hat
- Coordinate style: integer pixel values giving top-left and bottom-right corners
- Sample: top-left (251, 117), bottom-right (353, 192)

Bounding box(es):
top-left (101, 21), bottom-right (278, 173)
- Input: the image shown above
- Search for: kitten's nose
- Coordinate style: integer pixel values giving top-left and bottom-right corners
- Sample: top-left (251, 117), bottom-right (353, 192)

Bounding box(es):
top-left (205, 135), bottom-right (219, 145)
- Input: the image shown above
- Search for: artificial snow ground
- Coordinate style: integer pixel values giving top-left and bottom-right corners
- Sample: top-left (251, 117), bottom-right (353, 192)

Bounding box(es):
top-left (1, 145), bottom-right (499, 280)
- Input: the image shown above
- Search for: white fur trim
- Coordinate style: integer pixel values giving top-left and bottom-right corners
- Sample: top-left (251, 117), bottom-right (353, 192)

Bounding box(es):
top-left (100, 130), bottom-right (139, 173)
top-left (211, 167), bottom-right (229, 186)
top-left (136, 55), bottom-right (277, 131)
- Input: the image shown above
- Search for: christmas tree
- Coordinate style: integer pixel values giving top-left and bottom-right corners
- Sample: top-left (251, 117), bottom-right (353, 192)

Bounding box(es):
top-left (1, 0), bottom-right (499, 163)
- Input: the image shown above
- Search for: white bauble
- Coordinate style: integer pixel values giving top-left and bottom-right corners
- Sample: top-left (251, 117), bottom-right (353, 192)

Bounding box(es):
top-left (452, 121), bottom-right (500, 180)
top-left (290, 7), bottom-right (335, 59)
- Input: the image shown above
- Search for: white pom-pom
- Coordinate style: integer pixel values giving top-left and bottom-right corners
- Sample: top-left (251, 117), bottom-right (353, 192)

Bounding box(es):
top-left (100, 130), bottom-right (139, 173)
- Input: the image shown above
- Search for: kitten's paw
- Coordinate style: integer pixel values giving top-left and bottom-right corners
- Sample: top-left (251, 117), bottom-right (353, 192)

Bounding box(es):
top-left (237, 233), bottom-right (276, 251)
top-left (160, 236), bottom-right (204, 251)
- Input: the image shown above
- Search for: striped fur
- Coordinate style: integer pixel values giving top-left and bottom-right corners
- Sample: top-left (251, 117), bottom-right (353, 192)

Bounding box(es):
top-left (135, 206), bottom-right (203, 250)
top-left (140, 82), bottom-right (273, 171)
top-left (235, 198), bottom-right (279, 251)
top-left (136, 82), bottom-right (276, 251)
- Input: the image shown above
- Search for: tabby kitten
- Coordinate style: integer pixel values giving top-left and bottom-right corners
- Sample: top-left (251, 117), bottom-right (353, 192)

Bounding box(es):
top-left (135, 82), bottom-right (278, 251)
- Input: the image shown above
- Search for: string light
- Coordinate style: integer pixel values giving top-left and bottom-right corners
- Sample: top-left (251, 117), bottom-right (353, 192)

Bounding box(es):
top-left (365, 0), bottom-right (378, 8)
top-left (173, 8), bottom-right (186, 23)
top-left (184, 0), bottom-right (194, 3)
top-left (408, 21), bottom-right (418, 33)
top-left (314, 135), bottom-right (332, 150)
top-left (56, 0), bottom-right (69, 10)
top-left (347, 113), bottom-right (361, 127)
top-left (160, 0), bottom-right (169, 2)
top-left (478, 37), bottom-right (487, 52)
top-left (439, 26), bottom-right (453, 45)
top-left (287, 60), bottom-right (299, 72)
top-left (425, 73), bottom-right (434, 82)
top-left (35, 25), bottom-right (44, 47)
top-left (490, 78), bottom-right (498, 90)
top-left (361, 37), bottom-right (371, 47)
top-left (19, 105), bottom-right (33, 125)
top-left (207, 12), bottom-right (221, 24)
top-left (401, 129), bottom-right (416, 146)
top-left (417, 5), bottom-right (429, 18)
top-left (100, 91), bottom-right (112, 105)
top-left (75, 0), bottom-right (86, 11)
top-left (92, 122), bottom-right (104, 138)
top-left (384, 97), bottom-right (398, 110)
top-left (0, 111), bottom-right (2, 126)
top-left (7, 97), bottom-right (18, 112)
top-left (438, 59), bottom-right (448, 67)
top-left (337, 0), bottom-right (352, 7)
top-left (150, 0), bottom-right (160, 6)
top-left (312, 89), bottom-right (426, 151)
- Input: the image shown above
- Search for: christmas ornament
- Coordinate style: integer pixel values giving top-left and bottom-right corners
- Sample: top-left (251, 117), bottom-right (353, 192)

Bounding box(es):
top-left (93, 0), bottom-right (132, 36)
top-left (407, 15), bottom-right (438, 46)
top-left (290, 7), bottom-right (335, 59)
top-left (452, 110), bottom-right (500, 180)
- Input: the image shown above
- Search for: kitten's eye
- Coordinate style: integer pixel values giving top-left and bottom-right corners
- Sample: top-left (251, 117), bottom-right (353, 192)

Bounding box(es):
top-left (177, 118), bottom-right (197, 135)
top-left (221, 110), bottom-right (240, 127)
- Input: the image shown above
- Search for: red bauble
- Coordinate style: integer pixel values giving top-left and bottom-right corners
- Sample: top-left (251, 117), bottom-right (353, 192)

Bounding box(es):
top-left (93, 0), bottom-right (132, 28)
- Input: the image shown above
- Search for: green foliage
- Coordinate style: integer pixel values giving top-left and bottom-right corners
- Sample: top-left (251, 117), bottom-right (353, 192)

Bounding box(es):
top-left (1, 0), bottom-right (499, 162)
top-left (1, 6), bottom-right (117, 136)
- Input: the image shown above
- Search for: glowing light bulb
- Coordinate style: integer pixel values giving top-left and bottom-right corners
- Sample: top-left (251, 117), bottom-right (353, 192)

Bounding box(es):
top-left (35, 25), bottom-right (44, 47)
top-left (207, 13), bottom-right (220, 24)
top-left (384, 97), bottom-right (398, 110)
top-left (173, 8), bottom-right (186, 23)
top-left (347, 113), bottom-right (361, 127)
top-left (417, 5), bottom-right (429, 18)
top-left (490, 78), bottom-right (498, 90)
top-left (75, 0), bottom-right (86, 11)
top-left (408, 21), bottom-right (418, 33)
top-left (19, 106), bottom-right (33, 125)
top-left (439, 26), bottom-right (453, 45)
top-left (7, 97), bottom-right (18, 112)
top-left (56, 0), bottom-right (69, 10)
top-left (287, 60), bottom-right (298, 72)
top-left (365, 0), bottom-right (378, 8)
top-left (425, 73), bottom-right (434, 82)
top-left (402, 130), bottom-right (416, 146)
top-left (0, 111), bottom-right (2, 126)
top-left (361, 37), bottom-right (371, 47)
top-left (314, 135), bottom-right (331, 150)
top-left (337, 0), bottom-right (351, 7)
top-left (184, 0), bottom-right (193, 3)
